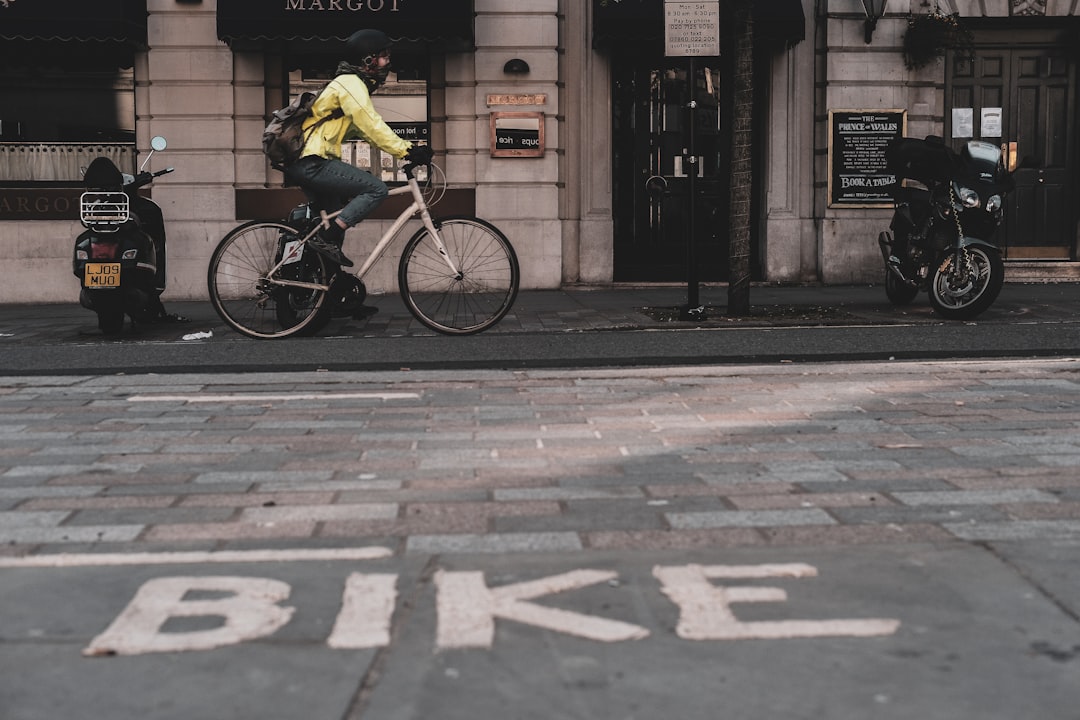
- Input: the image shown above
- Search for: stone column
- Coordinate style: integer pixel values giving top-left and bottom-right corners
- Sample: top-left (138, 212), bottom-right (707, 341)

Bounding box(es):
top-left (144, 0), bottom-right (236, 300)
top-left (474, 0), bottom-right (562, 289)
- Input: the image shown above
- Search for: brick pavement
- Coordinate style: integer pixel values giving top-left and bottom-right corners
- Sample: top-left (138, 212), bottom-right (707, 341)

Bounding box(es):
top-left (1, 359), bottom-right (1080, 559)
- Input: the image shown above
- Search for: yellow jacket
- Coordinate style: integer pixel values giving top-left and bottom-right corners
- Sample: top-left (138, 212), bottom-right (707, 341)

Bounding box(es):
top-left (299, 73), bottom-right (411, 161)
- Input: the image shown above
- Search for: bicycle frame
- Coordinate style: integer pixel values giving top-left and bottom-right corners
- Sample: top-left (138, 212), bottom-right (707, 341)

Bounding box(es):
top-left (266, 164), bottom-right (458, 293)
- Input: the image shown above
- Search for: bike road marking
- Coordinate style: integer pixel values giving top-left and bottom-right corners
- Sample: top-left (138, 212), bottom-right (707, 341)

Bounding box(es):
top-left (0, 547), bottom-right (393, 569)
top-left (126, 392), bottom-right (420, 403)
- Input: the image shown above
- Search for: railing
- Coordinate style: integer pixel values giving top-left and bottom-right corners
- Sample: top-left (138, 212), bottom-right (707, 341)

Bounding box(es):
top-left (0, 143), bottom-right (136, 182)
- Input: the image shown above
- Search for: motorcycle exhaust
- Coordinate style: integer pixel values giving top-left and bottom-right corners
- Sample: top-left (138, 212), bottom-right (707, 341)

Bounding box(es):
top-left (878, 230), bottom-right (905, 279)
top-left (879, 230), bottom-right (919, 287)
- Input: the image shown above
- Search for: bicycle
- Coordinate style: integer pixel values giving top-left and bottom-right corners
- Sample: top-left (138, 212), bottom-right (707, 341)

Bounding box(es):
top-left (207, 162), bottom-right (520, 339)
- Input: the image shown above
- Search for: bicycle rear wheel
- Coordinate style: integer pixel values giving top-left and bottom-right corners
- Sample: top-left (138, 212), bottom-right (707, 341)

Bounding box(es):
top-left (207, 220), bottom-right (332, 339)
top-left (398, 216), bottom-right (519, 335)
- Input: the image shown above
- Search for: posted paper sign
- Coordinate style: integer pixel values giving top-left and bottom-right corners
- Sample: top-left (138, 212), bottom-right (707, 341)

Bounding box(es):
top-left (952, 108), bottom-right (974, 138)
top-left (665, 1), bottom-right (720, 57)
top-left (981, 107), bottom-right (1003, 138)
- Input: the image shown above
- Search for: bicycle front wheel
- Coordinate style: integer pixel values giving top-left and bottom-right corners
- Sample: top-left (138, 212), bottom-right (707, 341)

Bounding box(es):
top-left (208, 220), bottom-right (332, 339)
top-left (398, 217), bottom-right (519, 335)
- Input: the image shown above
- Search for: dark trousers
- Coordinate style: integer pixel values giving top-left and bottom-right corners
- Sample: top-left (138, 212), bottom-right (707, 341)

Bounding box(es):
top-left (284, 156), bottom-right (388, 227)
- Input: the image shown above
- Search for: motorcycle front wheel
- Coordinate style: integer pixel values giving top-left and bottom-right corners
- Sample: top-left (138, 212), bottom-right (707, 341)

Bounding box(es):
top-left (928, 245), bottom-right (1004, 320)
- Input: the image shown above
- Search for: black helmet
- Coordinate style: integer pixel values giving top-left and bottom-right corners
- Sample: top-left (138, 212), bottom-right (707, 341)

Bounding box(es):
top-left (346, 29), bottom-right (391, 62)
top-left (343, 29), bottom-right (393, 90)
top-left (83, 157), bottom-right (124, 189)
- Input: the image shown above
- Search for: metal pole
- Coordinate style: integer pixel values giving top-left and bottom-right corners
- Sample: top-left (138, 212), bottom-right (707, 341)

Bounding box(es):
top-left (680, 57), bottom-right (705, 321)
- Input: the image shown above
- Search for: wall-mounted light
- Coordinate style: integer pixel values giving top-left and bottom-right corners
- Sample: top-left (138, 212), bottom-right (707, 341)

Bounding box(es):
top-left (862, 0), bottom-right (888, 43)
top-left (503, 58), bottom-right (530, 75)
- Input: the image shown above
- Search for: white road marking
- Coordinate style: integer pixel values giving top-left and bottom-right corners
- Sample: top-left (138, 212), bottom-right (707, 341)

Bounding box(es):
top-left (327, 573), bottom-right (398, 649)
top-left (84, 577), bottom-right (295, 656)
top-left (12, 561), bottom-right (901, 656)
top-left (653, 564), bottom-right (901, 640)
top-left (434, 569), bottom-right (651, 648)
top-left (127, 392), bottom-right (420, 403)
top-left (0, 547), bottom-right (392, 569)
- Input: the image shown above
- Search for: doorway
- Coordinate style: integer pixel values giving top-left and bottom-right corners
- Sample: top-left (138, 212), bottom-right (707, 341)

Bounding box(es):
top-left (611, 58), bottom-right (731, 281)
top-left (947, 32), bottom-right (1077, 259)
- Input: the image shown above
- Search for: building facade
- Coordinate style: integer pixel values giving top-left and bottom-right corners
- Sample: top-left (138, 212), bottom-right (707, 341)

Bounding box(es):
top-left (1, 0), bottom-right (1076, 304)
top-left (816, 0), bottom-right (1079, 284)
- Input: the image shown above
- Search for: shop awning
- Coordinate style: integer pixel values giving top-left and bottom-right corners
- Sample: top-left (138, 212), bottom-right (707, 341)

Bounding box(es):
top-left (755, 0), bottom-right (806, 46)
top-left (0, 0), bottom-right (147, 46)
top-left (217, 0), bottom-right (474, 49)
top-left (593, 0), bottom-right (805, 52)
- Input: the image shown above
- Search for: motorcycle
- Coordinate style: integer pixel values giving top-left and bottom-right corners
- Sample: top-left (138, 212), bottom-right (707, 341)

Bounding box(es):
top-left (878, 135), bottom-right (1019, 320)
top-left (73, 136), bottom-right (185, 335)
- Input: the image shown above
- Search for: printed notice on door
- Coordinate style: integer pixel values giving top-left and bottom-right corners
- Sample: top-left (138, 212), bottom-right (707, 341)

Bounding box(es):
top-left (665, 0), bottom-right (720, 57)
top-left (828, 109), bottom-right (907, 208)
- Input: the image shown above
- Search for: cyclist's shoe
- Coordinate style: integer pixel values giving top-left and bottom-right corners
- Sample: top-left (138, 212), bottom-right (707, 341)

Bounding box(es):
top-left (307, 237), bottom-right (354, 267)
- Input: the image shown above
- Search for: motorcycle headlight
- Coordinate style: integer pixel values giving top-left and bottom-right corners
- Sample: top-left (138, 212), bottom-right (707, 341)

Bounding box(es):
top-left (986, 194), bottom-right (1003, 213)
top-left (954, 183), bottom-right (981, 208)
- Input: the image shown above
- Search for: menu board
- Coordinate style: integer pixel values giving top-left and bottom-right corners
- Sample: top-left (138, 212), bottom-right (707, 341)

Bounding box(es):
top-left (828, 109), bottom-right (906, 207)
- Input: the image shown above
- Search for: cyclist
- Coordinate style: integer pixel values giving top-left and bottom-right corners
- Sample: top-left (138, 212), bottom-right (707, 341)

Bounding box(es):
top-left (284, 28), bottom-right (433, 268)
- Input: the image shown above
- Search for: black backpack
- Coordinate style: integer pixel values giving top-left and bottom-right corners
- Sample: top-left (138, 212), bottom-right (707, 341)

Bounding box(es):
top-left (262, 86), bottom-right (344, 170)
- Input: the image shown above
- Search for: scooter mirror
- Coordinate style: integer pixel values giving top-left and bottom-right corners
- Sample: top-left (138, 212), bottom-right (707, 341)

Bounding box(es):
top-left (139, 136), bottom-right (169, 172)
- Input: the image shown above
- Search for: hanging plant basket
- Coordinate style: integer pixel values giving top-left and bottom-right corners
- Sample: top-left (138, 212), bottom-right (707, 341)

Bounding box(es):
top-left (902, 8), bottom-right (974, 70)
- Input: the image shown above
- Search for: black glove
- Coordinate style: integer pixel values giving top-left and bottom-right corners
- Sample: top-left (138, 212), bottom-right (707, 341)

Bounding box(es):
top-left (404, 144), bottom-right (434, 165)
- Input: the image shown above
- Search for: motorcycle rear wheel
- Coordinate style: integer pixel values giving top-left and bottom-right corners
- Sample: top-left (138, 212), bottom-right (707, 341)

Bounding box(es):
top-left (884, 268), bottom-right (919, 306)
top-left (99, 310), bottom-right (125, 335)
top-left (928, 246), bottom-right (1004, 320)
top-left (87, 291), bottom-right (125, 335)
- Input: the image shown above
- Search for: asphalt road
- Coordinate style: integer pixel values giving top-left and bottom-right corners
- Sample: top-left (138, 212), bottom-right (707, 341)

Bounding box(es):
top-left (7, 322), bottom-right (1080, 375)
top-left (1, 282), bottom-right (1079, 374)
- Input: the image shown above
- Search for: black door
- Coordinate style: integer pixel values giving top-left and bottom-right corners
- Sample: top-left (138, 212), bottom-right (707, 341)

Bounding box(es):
top-left (948, 35), bottom-right (1077, 259)
top-left (612, 59), bottom-right (731, 281)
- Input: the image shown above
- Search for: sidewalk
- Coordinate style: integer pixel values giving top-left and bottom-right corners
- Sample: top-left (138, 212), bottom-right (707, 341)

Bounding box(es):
top-left (1, 281), bottom-right (1078, 342)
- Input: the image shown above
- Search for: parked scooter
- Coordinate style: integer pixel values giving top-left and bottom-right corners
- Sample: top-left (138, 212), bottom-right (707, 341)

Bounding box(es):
top-left (74, 136), bottom-right (186, 334)
top-left (878, 135), bottom-right (1020, 320)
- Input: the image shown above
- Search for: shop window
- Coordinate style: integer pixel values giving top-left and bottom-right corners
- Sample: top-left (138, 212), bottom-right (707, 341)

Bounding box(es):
top-left (0, 63), bottom-right (136, 185)
top-left (287, 49), bottom-right (430, 185)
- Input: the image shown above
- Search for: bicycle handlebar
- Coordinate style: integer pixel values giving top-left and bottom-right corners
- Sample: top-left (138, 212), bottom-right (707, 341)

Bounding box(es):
top-left (402, 162), bottom-right (429, 180)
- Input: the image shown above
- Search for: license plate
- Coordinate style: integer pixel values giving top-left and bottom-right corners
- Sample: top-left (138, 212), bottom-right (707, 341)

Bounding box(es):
top-left (84, 263), bottom-right (122, 288)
